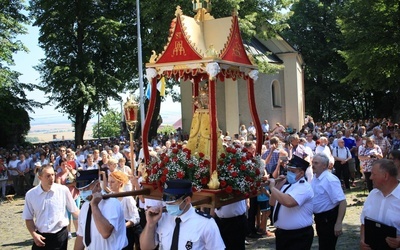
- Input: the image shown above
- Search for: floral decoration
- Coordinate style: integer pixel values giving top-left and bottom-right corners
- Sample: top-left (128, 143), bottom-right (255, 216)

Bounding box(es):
top-left (145, 144), bottom-right (210, 192)
top-left (217, 145), bottom-right (263, 196)
top-left (145, 144), bottom-right (264, 195)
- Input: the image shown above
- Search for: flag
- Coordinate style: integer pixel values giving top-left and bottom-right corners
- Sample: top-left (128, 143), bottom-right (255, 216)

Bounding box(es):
top-left (157, 77), bottom-right (166, 97)
top-left (145, 83), bottom-right (151, 99)
top-left (146, 77), bottom-right (166, 99)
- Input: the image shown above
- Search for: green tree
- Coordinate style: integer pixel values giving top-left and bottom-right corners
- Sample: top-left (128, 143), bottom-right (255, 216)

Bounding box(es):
top-left (338, 0), bottom-right (400, 120)
top-left (30, 0), bottom-right (293, 146)
top-left (157, 125), bottom-right (176, 137)
top-left (0, 0), bottom-right (41, 147)
top-left (92, 108), bottom-right (122, 138)
top-left (30, 0), bottom-right (138, 146)
top-left (282, 0), bottom-right (372, 121)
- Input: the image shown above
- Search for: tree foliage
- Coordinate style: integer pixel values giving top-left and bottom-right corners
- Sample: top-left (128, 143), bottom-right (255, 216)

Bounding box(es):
top-left (29, 0), bottom-right (294, 145)
top-left (92, 108), bottom-right (122, 139)
top-left (157, 125), bottom-right (176, 137)
top-left (0, 0), bottom-right (41, 147)
top-left (338, 0), bottom-right (400, 120)
top-left (282, 0), bottom-right (397, 121)
top-left (30, 0), bottom-right (138, 146)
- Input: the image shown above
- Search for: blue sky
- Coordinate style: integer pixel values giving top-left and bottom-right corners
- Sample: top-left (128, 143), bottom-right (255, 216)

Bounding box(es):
top-left (12, 25), bottom-right (181, 126)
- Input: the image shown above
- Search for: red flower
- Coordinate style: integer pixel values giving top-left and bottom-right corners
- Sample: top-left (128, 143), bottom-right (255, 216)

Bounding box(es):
top-left (163, 168), bottom-right (168, 175)
top-left (162, 156), bottom-right (170, 163)
top-left (201, 177), bottom-right (208, 185)
top-left (242, 147), bottom-right (248, 152)
top-left (241, 156), bottom-right (247, 162)
top-left (177, 144), bottom-right (182, 149)
top-left (199, 152), bottom-right (205, 158)
top-left (220, 180), bottom-right (227, 187)
top-left (177, 172), bottom-right (185, 179)
top-left (203, 159), bottom-right (210, 166)
top-left (152, 168), bottom-right (158, 174)
top-left (246, 152), bottom-right (253, 160)
top-left (231, 172), bottom-right (238, 177)
top-left (255, 168), bottom-right (260, 175)
top-left (172, 148), bottom-right (179, 154)
top-left (225, 185), bottom-right (233, 193)
top-left (188, 163), bottom-right (194, 168)
top-left (160, 176), bottom-right (167, 182)
top-left (256, 181), bottom-right (261, 187)
top-left (240, 164), bottom-right (247, 171)
top-left (220, 153), bottom-right (226, 158)
top-left (230, 158), bottom-right (237, 164)
top-left (231, 148), bottom-right (237, 154)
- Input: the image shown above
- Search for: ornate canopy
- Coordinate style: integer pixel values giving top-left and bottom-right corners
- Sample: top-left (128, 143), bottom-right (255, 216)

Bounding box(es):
top-left (143, 6), bottom-right (262, 172)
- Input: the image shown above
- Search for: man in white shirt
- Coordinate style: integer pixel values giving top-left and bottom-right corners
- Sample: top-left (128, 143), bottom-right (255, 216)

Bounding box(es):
top-left (247, 121), bottom-right (256, 138)
top-left (360, 159), bottom-right (400, 249)
top-left (8, 154), bottom-right (20, 195)
top-left (111, 145), bottom-right (124, 161)
top-left (305, 133), bottom-right (316, 151)
top-left (74, 180), bottom-right (128, 250)
top-left (312, 153), bottom-right (347, 250)
top-left (23, 165), bottom-right (79, 250)
top-left (332, 139), bottom-right (352, 190)
top-left (140, 179), bottom-right (225, 250)
top-left (262, 120), bottom-right (270, 135)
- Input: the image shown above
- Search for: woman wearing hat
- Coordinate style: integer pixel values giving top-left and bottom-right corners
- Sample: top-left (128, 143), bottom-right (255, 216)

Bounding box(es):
top-left (268, 155), bottom-right (314, 250)
top-left (108, 171), bottom-right (141, 250)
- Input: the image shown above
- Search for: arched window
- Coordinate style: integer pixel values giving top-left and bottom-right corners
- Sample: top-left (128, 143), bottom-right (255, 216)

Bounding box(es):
top-left (271, 80), bottom-right (281, 107)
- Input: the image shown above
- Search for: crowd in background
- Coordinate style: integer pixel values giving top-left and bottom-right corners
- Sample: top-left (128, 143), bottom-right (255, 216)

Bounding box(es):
top-left (1, 116), bottom-right (400, 249)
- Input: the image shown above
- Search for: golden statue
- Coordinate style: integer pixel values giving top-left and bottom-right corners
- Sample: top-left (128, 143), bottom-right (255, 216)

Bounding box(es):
top-left (187, 83), bottom-right (224, 189)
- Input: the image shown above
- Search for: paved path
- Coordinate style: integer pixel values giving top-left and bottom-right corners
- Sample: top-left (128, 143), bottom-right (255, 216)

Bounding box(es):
top-left (0, 181), bottom-right (366, 250)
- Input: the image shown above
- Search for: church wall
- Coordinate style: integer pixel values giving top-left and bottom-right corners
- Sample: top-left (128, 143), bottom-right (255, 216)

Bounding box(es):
top-left (236, 71), bottom-right (286, 136)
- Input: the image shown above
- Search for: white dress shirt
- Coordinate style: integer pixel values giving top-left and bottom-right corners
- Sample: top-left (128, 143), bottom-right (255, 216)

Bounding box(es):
top-left (22, 183), bottom-right (78, 233)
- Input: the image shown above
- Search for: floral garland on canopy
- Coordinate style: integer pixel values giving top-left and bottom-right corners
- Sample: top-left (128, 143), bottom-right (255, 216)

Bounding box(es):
top-left (144, 143), bottom-right (264, 195)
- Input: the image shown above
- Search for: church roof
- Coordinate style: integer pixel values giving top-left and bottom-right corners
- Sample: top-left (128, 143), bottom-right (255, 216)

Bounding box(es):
top-left (244, 38), bottom-right (283, 64)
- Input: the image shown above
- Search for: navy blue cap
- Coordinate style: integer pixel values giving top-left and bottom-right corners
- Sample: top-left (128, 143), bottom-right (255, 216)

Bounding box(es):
top-left (163, 179), bottom-right (192, 202)
top-left (287, 155), bottom-right (310, 172)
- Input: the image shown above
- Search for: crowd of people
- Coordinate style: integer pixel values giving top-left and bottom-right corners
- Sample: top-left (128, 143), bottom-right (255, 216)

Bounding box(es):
top-left (0, 116), bottom-right (399, 249)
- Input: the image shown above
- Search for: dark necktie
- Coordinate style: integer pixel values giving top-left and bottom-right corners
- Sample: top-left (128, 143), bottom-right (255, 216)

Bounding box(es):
top-left (170, 217), bottom-right (181, 250)
top-left (85, 204), bottom-right (92, 247)
top-left (273, 184), bottom-right (292, 223)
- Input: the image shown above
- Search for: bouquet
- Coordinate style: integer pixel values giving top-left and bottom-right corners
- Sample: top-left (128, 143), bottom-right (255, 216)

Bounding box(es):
top-left (145, 144), bottom-right (210, 191)
top-left (145, 144), bottom-right (264, 195)
top-left (217, 145), bottom-right (263, 195)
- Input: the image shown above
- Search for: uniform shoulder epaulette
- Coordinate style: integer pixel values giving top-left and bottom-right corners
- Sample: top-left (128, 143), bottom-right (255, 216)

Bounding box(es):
top-left (195, 209), bottom-right (212, 219)
top-left (300, 180), bottom-right (305, 183)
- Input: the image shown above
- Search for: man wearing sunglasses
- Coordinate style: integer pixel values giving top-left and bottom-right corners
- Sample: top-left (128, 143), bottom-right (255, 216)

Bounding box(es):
top-left (140, 179), bottom-right (225, 250)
